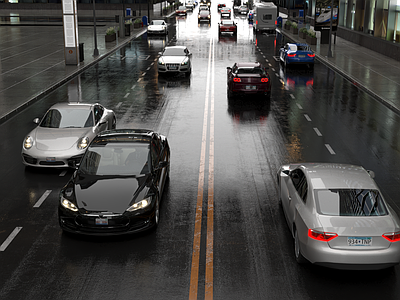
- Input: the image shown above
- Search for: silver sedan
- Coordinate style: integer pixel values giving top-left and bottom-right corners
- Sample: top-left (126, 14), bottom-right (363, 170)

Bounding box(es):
top-left (22, 102), bottom-right (116, 168)
top-left (157, 46), bottom-right (192, 77)
top-left (277, 163), bottom-right (400, 270)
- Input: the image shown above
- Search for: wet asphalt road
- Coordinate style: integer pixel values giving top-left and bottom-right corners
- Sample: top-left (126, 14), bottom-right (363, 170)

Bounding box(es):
top-left (2, 4), bottom-right (400, 300)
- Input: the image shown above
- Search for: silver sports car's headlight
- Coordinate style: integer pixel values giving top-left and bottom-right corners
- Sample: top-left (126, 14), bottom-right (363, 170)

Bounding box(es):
top-left (181, 57), bottom-right (189, 65)
top-left (77, 137), bottom-right (89, 150)
top-left (23, 136), bottom-right (33, 149)
top-left (60, 196), bottom-right (78, 212)
top-left (126, 197), bottom-right (151, 212)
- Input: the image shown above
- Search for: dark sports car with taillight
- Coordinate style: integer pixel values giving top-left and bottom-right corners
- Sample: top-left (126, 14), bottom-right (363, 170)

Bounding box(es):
top-left (227, 62), bottom-right (271, 99)
top-left (218, 20), bottom-right (237, 35)
top-left (58, 129), bottom-right (170, 236)
top-left (279, 42), bottom-right (315, 67)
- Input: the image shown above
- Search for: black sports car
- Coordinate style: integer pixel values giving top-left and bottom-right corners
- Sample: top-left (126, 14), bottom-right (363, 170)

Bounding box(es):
top-left (58, 129), bottom-right (170, 236)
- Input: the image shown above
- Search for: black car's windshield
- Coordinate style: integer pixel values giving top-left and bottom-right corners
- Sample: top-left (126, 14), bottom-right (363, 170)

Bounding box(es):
top-left (163, 48), bottom-right (186, 56)
top-left (315, 189), bottom-right (388, 216)
top-left (40, 108), bottom-right (94, 128)
top-left (79, 143), bottom-right (151, 176)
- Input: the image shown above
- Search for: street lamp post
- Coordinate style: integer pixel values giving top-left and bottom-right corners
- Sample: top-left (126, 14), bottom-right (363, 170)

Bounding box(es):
top-left (93, 0), bottom-right (99, 57)
top-left (327, 0), bottom-right (334, 58)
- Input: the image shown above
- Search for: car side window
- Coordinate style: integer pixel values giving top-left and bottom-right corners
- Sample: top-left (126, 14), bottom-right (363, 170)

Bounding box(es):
top-left (290, 169), bottom-right (308, 203)
top-left (151, 137), bottom-right (161, 168)
top-left (94, 105), bottom-right (104, 125)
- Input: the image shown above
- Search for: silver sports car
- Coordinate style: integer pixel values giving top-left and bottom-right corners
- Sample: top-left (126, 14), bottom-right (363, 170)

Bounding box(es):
top-left (22, 102), bottom-right (116, 168)
top-left (277, 163), bottom-right (400, 270)
top-left (157, 46), bottom-right (192, 77)
top-left (147, 20), bottom-right (168, 35)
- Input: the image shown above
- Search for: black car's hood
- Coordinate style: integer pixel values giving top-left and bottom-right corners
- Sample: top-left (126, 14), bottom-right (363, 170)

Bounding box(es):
top-left (73, 174), bottom-right (151, 214)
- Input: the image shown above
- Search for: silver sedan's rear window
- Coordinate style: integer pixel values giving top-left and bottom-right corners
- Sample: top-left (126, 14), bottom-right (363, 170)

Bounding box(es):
top-left (315, 189), bottom-right (388, 216)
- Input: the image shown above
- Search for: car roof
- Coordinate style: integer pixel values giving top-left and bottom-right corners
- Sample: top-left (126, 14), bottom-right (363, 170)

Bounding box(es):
top-left (235, 62), bottom-right (262, 68)
top-left (293, 163), bottom-right (377, 190)
top-left (49, 102), bottom-right (95, 110)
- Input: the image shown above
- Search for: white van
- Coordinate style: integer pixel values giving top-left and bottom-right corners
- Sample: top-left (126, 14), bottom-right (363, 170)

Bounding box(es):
top-left (253, 2), bottom-right (277, 33)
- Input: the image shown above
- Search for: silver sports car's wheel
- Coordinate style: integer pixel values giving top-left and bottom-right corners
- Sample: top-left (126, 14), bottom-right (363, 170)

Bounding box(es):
top-left (111, 118), bottom-right (116, 129)
top-left (295, 229), bottom-right (307, 264)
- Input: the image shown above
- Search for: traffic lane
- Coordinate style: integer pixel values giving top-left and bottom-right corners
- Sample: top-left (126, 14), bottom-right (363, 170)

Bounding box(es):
top-left (2, 19), bottom-right (208, 298)
top-left (210, 32), bottom-right (400, 299)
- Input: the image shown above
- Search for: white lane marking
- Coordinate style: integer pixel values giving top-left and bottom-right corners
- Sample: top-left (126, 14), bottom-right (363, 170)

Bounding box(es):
top-left (271, 68), bottom-right (275, 72)
top-left (313, 128), bottom-right (322, 136)
top-left (137, 78), bottom-right (142, 82)
top-left (33, 190), bottom-right (52, 208)
top-left (142, 72), bottom-right (147, 76)
top-left (268, 63), bottom-right (272, 67)
top-left (276, 73), bottom-right (280, 77)
top-left (304, 114), bottom-right (311, 121)
top-left (146, 66), bottom-right (151, 71)
top-left (0, 227), bottom-right (22, 251)
top-left (325, 144), bottom-right (336, 155)
top-left (124, 93), bottom-right (130, 98)
top-left (116, 102), bottom-right (122, 109)
top-left (296, 103), bottom-right (303, 109)
top-left (131, 84), bottom-right (136, 90)
top-left (290, 94), bottom-right (295, 99)
top-left (59, 170), bottom-right (68, 177)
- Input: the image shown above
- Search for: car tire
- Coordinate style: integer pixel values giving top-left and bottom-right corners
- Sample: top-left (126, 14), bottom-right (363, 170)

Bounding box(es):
top-left (227, 88), bottom-right (234, 99)
top-left (294, 229), bottom-right (307, 264)
top-left (152, 196), bottom-right (160, 230)
top-left (111, 117), bottom-right (116, 129)
top-left (185, 68), bottom-right (191, 77)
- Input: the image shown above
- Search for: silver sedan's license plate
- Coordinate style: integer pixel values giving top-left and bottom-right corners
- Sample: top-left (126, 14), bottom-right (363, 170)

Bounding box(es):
top-left (347, 237), bottom-right (372, 246)
top-left (96, 218), bottom-right (108, 225)
top-left (246, 85), bottom-right (256, 90)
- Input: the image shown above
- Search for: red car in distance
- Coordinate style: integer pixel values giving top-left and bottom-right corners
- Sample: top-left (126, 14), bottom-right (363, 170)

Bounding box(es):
top-left (218, 20), bottom-right (237, 35)
top-left (227, 62), bottom-right (271, 100)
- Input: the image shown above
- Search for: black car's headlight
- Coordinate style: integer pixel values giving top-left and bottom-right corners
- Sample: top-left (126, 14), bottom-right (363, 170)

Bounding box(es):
top-left (23, 136), bottom-right (34, 150)
top-left (60, 196), bottom-right (78, 212)
top-left (77, 137), bottom-right (89, 150)
top-left (126, 197), bottom-right (151, 212)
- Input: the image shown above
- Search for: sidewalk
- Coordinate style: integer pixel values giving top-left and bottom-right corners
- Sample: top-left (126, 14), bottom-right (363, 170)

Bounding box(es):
top-left (278, 23), bottom-right (400, 115)
top-left (0, 22), bottom-right (148, 124)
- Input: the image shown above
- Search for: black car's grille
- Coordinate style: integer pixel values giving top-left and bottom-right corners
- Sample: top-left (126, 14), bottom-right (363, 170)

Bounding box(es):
top-left (39, 161), bottom-right (65, 166)
top-left (23, 154), bottom-right (37, 164)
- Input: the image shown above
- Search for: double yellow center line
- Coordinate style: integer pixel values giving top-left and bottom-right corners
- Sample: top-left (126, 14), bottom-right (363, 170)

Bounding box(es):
top-left (189, 37), bottom-right (215, 300)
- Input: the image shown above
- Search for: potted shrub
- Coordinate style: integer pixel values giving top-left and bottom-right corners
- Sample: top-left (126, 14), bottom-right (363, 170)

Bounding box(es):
top-left (290, 22), bottom-right (298, 34)
top-left (134, 18), bottom-right (141, 28)
top-left (125, 20), bottom-right (132, 36)
top-left (285, 20), bottom-right (291, 30)
top-left (306, 28), bottom-right (317, 45)
top-left (105, 26), bottom-right (116, 42)
top-left (299, 27), bottom-right (307, 39)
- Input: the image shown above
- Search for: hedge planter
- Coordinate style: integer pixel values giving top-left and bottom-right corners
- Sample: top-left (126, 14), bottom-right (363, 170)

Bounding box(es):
top-left (134, 22), bottom-right (141, 28)
top-left (284, 23), bottom-right (291, 30)
top-left (105, 33), bottom-right (116, 42)
top-left (299, 31), bottom-right (307, 39)
top-left (290, 27), bottom-right (298, 34)
top-left (306, 35), bottom-right (317, 45)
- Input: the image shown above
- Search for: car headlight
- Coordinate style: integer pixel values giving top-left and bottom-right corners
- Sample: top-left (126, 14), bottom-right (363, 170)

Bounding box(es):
top-left (23, 136), bottom-right (33, 149)
top-left (181, 58), bottom-right (189, 65)
top-left (77, 137), bottom-right (89, 150)
top-left (158, 58), bottom-right (165, 65)
top-left (126, 197), bottom-right (151, 212)
top-left (60, 196), bottom-right (78, 212)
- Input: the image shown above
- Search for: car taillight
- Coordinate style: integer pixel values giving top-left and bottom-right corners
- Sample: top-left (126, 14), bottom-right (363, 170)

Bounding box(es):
top-left (308, 229), bottom-right (338, 242)
top-left (261, 78), bottom-right (269, 82)
top-left (256, 20), bottom-right (258, 25)
top-left (233, 77), bottom-right (241, 82)
top-left (382, 232), bottom-right (400, 242)
top-left (275, 20), bottom-right (277, 25)
top-left (287, 53), bottom-right (296, 57)
top-left (308, 53), bottom-right (315, 57)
